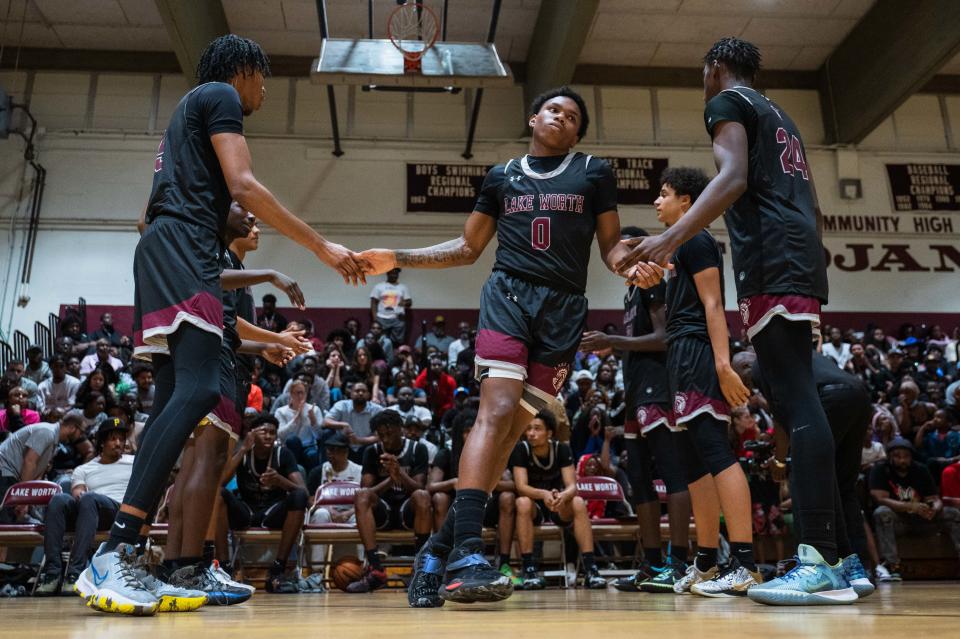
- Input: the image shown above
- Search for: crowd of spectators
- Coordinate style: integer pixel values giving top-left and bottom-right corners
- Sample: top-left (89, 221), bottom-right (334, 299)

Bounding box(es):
top-left (2, 307), bottom-right (959, 590)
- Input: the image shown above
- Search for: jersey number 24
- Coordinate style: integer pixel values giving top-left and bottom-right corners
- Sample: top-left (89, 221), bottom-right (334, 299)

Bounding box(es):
top-left (776, 127), bottom-right (809, 181)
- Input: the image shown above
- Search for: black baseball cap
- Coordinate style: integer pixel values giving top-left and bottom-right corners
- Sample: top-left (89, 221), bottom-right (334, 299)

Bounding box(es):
top-left (95, 417), bottom-right (129, 443)
top-left (324, 432), bottom-right (350, 449)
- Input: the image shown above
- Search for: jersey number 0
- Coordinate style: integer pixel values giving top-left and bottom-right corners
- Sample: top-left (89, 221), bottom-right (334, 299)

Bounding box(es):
top-left (531, 217), bottom-right (551, 251)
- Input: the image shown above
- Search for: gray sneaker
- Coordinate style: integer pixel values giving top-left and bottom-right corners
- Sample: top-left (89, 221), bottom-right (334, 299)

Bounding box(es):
top-left (690, 560), bottom-right (762, 598)
top-left (75, 543), bottom-right (159, 616)
top-left (132, 560), bottom-right (208, 612)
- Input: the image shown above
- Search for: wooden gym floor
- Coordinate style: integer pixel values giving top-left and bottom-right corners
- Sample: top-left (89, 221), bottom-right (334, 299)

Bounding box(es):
top-left (2, 583), bottom-right (957, 638)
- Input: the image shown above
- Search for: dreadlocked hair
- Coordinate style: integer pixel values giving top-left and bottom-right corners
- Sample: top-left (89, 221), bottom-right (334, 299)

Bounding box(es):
top-left (704, 37), bottom-right (761, 82)
top-left (196, 34), bottom-right (271, 85)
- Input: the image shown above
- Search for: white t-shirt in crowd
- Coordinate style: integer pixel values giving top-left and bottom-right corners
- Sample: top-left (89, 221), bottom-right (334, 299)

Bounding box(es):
top-left (822, 342), bottom-right (853, 369)
top-left (71, 454), bottom-right (135, 503)
top-left (318, 459), bottom-right (363, 485)
top-left (861, 442), bottom-right (886, 468)
top-left (37, 375), bottom-right (81, 412)
top-left (371, 282), bottom-right (411, 320)
top-left (386, 404), bottom-right (433, 426)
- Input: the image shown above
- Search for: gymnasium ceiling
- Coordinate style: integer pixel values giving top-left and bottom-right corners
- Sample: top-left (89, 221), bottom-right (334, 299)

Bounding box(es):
top-left (2, 0), bottom-right (960, 143)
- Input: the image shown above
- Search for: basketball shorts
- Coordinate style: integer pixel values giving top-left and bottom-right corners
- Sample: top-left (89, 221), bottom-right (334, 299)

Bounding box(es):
top-left (737, 294), bottom-right (821, 342)
top-left (133, 216), bottom-right (224, 360)
top-left (624, 402), bottom-right (675, 439)
top-left (667, 336), bottom-right (730, 427)
top-left (475, 270), bottom-right (588, 415)
top-left (195, 346), bottom-right (244, 441)
top-left (222, 488), bottom-right (307, 530)
top-left (531, 499), bottom-right (573, 528)
top-left (374, 495), bottom-right (415, 531)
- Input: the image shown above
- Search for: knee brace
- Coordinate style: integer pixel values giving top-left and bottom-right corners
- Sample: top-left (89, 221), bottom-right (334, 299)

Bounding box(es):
top-left (686, 414), bottom-right (736, 477)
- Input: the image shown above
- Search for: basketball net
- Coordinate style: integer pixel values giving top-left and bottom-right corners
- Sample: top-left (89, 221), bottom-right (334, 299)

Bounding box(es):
top-left (387, 2), bottom-right (440, 74)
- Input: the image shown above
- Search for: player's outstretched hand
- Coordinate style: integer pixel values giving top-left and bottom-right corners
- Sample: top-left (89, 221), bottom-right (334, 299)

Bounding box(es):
top-left (717, 364), bottom-right (751, 408)
top-left (277, 328), bottom-right (312, 354)
top-left (579, 330), bottom-right (611, 352)
top-left (357, 249), bottom-right (397, 276)
top-left (262, 344), bottom-right (296, 366)
top-left (624, 262), bottom-right (668, 288)
top-left (615, 234), bottom-right (677, 274)
top-left (317, 240), bottom-right (367, 286)
top-left (270, 271), bottom-right (306, 310)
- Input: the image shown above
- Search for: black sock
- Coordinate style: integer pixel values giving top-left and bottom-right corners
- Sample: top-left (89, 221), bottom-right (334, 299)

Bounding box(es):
top-left (104, 511), bottom-right (144, 551)
top-left (644, 547), bottom-right (663, 568)
top-left (434, 504), bottom-right (456, 548)
top-left (367, 547), bottom-right (383, 571)
top-left (671, 545), bottom-right (689, 564)
top-left (179, 556), bottom-right (202, 570)
top-left (202, 541), bottom-right (216, 566)
top-left (730, 542), bottom-right (756, 571)
top-left (415, 534), bottom-right (430, 551)
top-left (499, 554), bottom-right (511, 568)
top-left (270, 558), bottom-right (285, 576)
top-left (582, 552), bottom-right (596, 572)
top-left (522, 553), bottom-right (536, 572)
top-left (452, 489), bottom-right (487, 549)
top-left (695, 547), bottom-right (718, 572)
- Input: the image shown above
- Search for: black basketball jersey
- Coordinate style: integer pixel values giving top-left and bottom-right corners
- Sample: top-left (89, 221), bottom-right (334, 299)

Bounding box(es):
top-left (623, 283), bottom-right (670, 410)
top-left (227, 250), bottom-right (257, 374)
top-left (474, 152), bottom-right (618, 295)
top-left (665, 230), bottom-right (724, 344)
top-left (509, 440), bottom-right (573, 491)
top-left (219, 249), bottom-right (241, 353)
top-left (704, 86), bottom-right (828, 303)
top-left (362, 439), bottom-right (428, 499)
top-left (146, 82), bottom-right (244, 239)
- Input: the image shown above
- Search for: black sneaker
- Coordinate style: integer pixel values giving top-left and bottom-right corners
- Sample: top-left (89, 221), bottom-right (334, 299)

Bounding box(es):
top-left (438, 538), bottom-right (513, 603)
top-left (584, 565), bottom-right (607, 589)
top-left (345, 565), bottom-right (388, 593)
top-left (34, 573), bottom-right (60, 596)
top-left (265, 572), bottom-right (300, 594)
top-left (519, 566), bottom-right (546, 590)
top-left (168, 563), bottom-right (252, 606)
top-left (613, 563), bottom-right (657, 592)
top-left (407, 542), bottom-right (449, 608)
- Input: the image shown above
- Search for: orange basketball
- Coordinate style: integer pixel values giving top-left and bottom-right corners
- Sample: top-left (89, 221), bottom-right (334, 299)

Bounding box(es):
top-left (331, 555), bottom-right (364, 591)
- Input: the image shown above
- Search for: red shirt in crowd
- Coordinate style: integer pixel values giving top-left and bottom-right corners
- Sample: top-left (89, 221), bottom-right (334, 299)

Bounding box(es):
top-left (414, 369), bottom-right (456, 420)
top-left (942, 462), bottom-right (960, 500)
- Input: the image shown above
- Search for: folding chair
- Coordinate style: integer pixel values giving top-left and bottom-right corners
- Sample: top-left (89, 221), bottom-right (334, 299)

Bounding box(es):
top-left (575, 476), bottom-right (636, 581)
top-left (0, 480), bottom-right (62, 593)
top-left (302, 482), bottom-right (361, 579)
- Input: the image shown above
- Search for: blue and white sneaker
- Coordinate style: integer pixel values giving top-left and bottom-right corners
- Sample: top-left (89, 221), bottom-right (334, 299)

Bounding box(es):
top-left (841, 554), bottom-right (875, 598)
top-left (133, 564), bottom-right (208, 613)
top-left (74, 543), bottom-right (160, 616)
top-left (168, 563), bottom-right (252, 605)
top-left (408, 542), bottom-right (448, 608)
top-left (747, 544), bottom-right (858, 606)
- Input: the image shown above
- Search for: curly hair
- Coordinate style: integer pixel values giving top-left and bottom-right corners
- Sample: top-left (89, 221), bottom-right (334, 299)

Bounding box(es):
top-left (528, 86), bottom-right (589, 140)
top-left (704, 37), bottom-right (761, 82)
top-left (196, 34), bottom-right (271, 85)
top-left (660, 167), bottom-right (710, 203)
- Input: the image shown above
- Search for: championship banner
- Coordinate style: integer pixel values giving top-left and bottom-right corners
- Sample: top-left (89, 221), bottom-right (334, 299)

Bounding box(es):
top-left (886, 163), bottom-right (960, 212)
top-left (406, 163), bottom-right (492, 213)
top-left (601, 156), bottom-right (669, 205)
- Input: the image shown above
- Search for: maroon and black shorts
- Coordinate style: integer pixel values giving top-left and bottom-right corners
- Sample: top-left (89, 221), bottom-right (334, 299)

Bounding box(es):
top-left (738, 294), bottom-right (821, 342)
top-left (133, 216), bottom-right (223, 360)
top-left (624, 402), bottom-right (675, 439)
top-left (667, 336), bottom-right (730, 427)
top-left (198, 346), bottom-right (243, 441)
top-left (475, 270), bottom-right (587, 414)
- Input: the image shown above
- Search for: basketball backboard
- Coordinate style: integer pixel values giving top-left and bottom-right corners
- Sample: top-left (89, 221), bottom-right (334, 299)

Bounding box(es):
top-left (311, 39), bottom-right (513, 89)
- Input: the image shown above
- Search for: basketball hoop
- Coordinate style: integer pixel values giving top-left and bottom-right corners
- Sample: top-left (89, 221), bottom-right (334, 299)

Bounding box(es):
top-left (387, 2), bottom-right (440, 74)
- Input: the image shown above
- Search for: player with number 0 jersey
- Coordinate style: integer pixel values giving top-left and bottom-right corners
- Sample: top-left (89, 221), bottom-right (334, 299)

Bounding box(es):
top-left (360, 86), bottom-right (658, 607)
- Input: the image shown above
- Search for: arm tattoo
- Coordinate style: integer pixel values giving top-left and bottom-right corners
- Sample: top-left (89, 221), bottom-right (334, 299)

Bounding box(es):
top-left (395, 237), bottom-right (473, 268)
